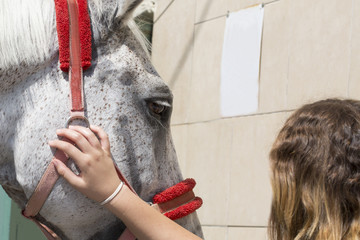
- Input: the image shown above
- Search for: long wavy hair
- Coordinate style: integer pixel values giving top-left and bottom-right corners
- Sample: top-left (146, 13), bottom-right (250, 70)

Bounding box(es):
top-left (269, 99), bottom-right (360, 240)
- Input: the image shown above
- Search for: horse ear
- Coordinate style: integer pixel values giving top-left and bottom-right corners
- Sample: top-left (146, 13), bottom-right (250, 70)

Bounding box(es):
top-left (89, 0), bottom-right (143, 27)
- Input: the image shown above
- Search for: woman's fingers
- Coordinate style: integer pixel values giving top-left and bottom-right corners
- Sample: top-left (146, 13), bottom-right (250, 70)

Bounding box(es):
top-left (53, 159), bottom-right (84, 189)
top-left (49, 125), bottom-right (119, 202)
top-left (90, 125), bottom-right (110, 151)
top-left (49, 139), bottom-right (88, 170)
top-left (69, 125), bottom-right (102, 149)
top-left (55, 128), bottom-right (93, 153)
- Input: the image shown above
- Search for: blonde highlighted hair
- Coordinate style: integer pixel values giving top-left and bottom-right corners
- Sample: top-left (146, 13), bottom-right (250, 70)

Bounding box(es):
top-left (269, 99), bottom-right (360, 240)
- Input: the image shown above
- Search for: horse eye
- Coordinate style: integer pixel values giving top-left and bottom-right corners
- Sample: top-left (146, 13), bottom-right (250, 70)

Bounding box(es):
top-left (148, 102), bottom-right (166, 115)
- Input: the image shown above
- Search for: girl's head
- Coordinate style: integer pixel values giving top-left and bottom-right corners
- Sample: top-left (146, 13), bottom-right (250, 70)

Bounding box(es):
top-left (269, 99), bottom-right (360, 240)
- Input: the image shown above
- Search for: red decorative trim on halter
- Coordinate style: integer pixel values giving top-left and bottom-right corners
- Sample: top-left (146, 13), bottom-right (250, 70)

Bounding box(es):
top-left (164, 197), bottom-right (203, 220)
top-left (152, 178), bottom-right (203, 221)
top-left (153, 178), bottom-right (197, 204)
top-left (54, 0), bottom-right (91, 72)
top-left (77, 0), bottom-right (92, 70)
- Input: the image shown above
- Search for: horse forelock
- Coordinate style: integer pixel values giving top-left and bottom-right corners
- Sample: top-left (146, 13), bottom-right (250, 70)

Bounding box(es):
top-left (0, 0), bottom-right (148, 72)
top-left (0, 0), bottom-right (56, 70)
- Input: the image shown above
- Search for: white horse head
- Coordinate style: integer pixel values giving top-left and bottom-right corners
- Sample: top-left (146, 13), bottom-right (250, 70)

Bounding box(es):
top-left (0, 0), bottom-right (203, 239)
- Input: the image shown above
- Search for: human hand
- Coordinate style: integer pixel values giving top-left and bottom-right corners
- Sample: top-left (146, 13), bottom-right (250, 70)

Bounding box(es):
top-left (49, 125), bottom-right (121, 203)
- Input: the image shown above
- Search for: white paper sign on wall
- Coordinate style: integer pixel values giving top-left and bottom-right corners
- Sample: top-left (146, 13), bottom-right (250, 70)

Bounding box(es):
top-left (221, 4), bottom-right (264, 117)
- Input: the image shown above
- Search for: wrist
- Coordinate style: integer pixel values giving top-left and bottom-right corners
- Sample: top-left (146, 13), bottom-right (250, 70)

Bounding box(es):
top-left (100, 181), bottom-right (124, 205)
top-left (104, 183), bottom-right (129, 207)
top-left (104, 184), bottom-right (134, 220)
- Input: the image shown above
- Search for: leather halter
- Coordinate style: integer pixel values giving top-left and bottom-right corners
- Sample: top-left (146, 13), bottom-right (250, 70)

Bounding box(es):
top-left (22, 1), bottom-right (90, 238)
top-left (23, 0), bottom-right (86, 218)
top-left (22, 1), bottom-right (202, 239)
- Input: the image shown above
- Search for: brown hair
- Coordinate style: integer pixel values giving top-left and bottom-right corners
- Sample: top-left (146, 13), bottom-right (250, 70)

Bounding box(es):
top-left (269, 99), bottom-right (360, 240)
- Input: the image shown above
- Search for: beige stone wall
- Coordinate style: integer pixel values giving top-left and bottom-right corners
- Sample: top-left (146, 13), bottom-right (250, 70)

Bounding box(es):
top-left (151, 0), bottom-right (360, 239)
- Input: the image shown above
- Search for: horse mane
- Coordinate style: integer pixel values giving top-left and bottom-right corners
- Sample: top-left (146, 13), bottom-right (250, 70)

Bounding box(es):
top-left (0, 0), bottom-right (55, 69)
top-left (0, 0), bottom-right (150, 70)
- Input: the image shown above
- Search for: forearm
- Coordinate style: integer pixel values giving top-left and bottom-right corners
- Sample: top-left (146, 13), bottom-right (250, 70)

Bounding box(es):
top-left (105, 185), bottom-right (202, 240)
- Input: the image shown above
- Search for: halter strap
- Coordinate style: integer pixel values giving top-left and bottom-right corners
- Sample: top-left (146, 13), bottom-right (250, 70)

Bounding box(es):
top-left (22, 142), bottom-right (70, 217)
top-left (22, 0), bottom-right (89, 238)
top-left (68, 0), bottom-right (84, 114)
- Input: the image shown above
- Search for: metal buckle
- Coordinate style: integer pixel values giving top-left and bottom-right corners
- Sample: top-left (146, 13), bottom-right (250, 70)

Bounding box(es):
top-left (65, 115), bottom-right (90, 128)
